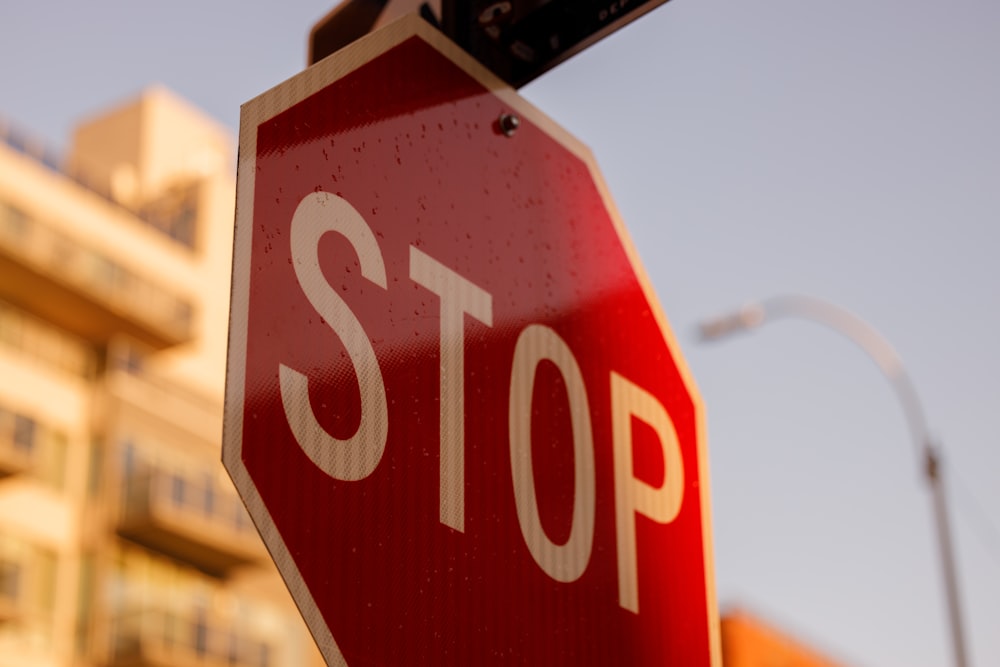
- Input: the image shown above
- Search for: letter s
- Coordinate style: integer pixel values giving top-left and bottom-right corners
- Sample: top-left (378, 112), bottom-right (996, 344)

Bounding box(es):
top-left (279, 192), bottom-right (388, 481)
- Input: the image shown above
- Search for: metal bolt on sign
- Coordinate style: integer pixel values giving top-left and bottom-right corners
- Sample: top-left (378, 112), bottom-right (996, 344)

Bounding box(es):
top-left (498, 112), bottom-right (520, 137)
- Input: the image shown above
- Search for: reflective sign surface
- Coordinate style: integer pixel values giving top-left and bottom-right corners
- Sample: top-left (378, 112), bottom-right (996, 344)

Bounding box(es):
top-left (225, 16), bottom-right (718, 666)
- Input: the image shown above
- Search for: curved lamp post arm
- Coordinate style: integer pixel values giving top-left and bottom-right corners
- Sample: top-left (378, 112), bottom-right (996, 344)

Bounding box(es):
top-left (700, 295), bottom-right (929, 460)
top-left (699, 294), bottom-right (969, 667)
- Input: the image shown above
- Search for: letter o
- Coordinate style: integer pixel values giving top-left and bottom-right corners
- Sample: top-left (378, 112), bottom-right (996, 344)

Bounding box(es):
top-left (508, 324), bottom-right (596, 583)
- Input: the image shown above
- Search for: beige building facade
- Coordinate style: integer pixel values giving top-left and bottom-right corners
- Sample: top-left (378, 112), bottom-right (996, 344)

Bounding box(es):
top-left (0, 88), bottom-right (321, 667)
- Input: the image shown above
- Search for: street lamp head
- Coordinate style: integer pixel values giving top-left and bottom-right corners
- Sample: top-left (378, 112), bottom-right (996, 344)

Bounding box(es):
top-left (697, 303), bottom-right (766, 342)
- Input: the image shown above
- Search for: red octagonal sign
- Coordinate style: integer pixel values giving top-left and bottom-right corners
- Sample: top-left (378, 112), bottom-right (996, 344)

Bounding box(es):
top-left (224, 16), bottom-right (719, 666)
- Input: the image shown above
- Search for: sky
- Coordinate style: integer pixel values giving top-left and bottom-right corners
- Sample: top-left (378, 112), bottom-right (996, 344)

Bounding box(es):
top-left (2, 1), bottom-right (998, 666)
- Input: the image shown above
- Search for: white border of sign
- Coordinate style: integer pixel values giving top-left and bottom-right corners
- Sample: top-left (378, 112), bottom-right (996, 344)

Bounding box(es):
top-left (223, 14), bottom-right (720, 666)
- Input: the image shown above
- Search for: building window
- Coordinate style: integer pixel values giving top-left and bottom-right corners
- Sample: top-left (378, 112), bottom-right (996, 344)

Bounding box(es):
top-left (227, 630), bottom-right (240, 664)
top-left (0, 401), bottom-right (71, 489)
top-left (121, 440), bottom-right (137, 478)
top-left (0, 559), bottom-right (21, 602)
top-left (12, 414), bottom-right (36, 454)
top-left (111, 338), bottom-right (147, 375)
top-left (234, 504), bottom-right (249, 532)
top-left (174, 300), bottom-right (193, 330)
top-left (40, 430), bottom-right (68, 490)
top-left (171, 474), bottom-right (187, 507)
top-left (202, 476), bottom-right (216, 516)
top-left (75, 554), bottom-right (95, 656)
top-left (0, 534), bottom-right (58, 650)
top-left (87, 440), bottom-right (104, 498)
top-left (193, 607), bottom-right (208, 656)
top-left (257, 641), bottom-right (272, 667)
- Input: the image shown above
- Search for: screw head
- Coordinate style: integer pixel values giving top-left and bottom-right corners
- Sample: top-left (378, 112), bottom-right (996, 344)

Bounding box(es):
top-left (498, 113), bottom-right (520, 137)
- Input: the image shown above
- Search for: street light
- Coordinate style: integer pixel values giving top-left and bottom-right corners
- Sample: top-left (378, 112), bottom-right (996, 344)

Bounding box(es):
top-left (699, 294), bottom-right (969, 667)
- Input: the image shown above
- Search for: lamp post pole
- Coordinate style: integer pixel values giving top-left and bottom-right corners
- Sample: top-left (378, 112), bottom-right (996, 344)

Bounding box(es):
top-left (699, 294), bottom-right (969, 667)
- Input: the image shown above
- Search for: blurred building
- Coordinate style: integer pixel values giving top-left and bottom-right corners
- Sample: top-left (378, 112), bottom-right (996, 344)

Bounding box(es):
top-left (0, 88), bottom-right (322, 667)
top-left (721, 609), bottom-right (851, 667)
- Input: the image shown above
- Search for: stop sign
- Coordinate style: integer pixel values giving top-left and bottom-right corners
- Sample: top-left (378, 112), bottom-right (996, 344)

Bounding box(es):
top-left (224, 16), bottom-right (719, 666)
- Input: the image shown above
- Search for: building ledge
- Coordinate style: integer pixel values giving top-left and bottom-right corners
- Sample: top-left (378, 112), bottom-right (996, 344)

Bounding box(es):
top-left (117, 470), bottom-right (266, 576)
top-left (0, 203), bottom-right (193, 350)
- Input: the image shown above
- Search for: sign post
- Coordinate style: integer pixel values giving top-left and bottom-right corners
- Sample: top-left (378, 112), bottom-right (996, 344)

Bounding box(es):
top-left (224, 15), bottom-right (720, 665)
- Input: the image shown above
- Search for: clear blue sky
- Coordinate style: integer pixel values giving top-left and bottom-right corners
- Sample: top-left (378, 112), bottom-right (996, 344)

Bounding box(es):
top-left (3, 1), bottom-right (998, 665)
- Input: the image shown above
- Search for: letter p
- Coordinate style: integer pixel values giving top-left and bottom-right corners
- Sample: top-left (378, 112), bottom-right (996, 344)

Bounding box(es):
top-left (611, 371), bottom-right (685, 614)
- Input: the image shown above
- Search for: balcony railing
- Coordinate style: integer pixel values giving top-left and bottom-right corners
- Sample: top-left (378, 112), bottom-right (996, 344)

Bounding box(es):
top-left (0, 297), bottom-right (97, 379)
top-left (118, 469), bottom-right (266, 576)
top-left (110, 607), bottom-right (273, 667)
top-left (0, 117), bottom-right (197, 249)
top-left (0, 202), bottom-right (194, 349)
